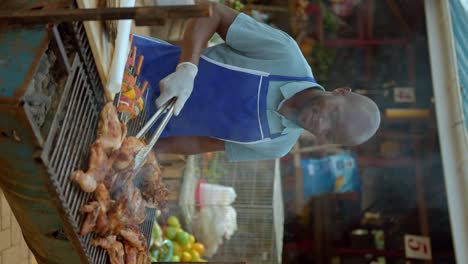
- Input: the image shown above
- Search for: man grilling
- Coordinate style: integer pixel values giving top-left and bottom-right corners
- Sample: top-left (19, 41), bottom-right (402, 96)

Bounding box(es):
top-left (134, 3), bottom-right (380, 161)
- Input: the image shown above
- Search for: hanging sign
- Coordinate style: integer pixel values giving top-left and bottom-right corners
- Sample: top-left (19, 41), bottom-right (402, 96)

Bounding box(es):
top-left (394, 87), bottom-right (416, 103)
top-left (404, 234), bottom-right (432, 260)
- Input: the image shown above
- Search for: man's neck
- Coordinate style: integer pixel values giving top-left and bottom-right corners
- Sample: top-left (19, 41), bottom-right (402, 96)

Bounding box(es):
top-left (279, 89), bottom-right (322, 120)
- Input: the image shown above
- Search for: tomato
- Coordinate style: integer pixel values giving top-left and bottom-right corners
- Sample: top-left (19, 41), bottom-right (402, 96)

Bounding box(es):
top-left (167, 216), bottom-right (181, 228)
top-left (192, 243), bottom-right (205, 256)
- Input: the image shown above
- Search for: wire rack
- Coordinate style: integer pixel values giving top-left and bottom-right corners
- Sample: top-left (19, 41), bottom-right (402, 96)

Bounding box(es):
top-left (37, 20), bottom-right (155, 264)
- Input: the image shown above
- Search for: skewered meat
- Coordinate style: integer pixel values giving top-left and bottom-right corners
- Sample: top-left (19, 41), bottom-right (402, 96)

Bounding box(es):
top-left (119, 227), bottom-right (147, 251)
top-left (96, 102), bottom-right (127, 154)
top-left (124, 244), bottom-right (138, 264)
top-left (70, 142), bottom-right (111, 192)
top-left (92, 236), bottom-right (125, 264)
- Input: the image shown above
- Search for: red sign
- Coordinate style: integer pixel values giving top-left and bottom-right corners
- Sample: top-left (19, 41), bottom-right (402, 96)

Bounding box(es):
top-left (404, 234), bottom-right (432, 260)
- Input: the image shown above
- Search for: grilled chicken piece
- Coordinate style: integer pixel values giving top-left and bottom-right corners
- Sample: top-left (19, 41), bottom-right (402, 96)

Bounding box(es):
top-left (112, 137), bottom-right (145, 171)
top-left (110, 181), bottom-right (146, 225)
top-left (137, 250), bottom-right (150, 264)
top-left (107, 198), bottom-right (131, 235)
top-left (95, 183), bottom-right (111, 211)
top-left (139, 151), bottom-right (168, 208)
top-left (119, 227), bottom-right (147, 251)
top-left (80, 184), bottom-right (115, 236)
top-left (71, 143), bottom-right (111, 192)
top-left (96, 102), bottom-right (127, 154)
top-left (91, 235), bottom-right (117, 248)
top-left (92, 236), bottom-right (125, 264)
top-left (79, 201), bottom-right (99, 236)
top-left (111, 180), bottom-right (135, 203)
top-left (93, 184), bottom-right (112, 235)
top-left (141, 175), bottom-right (168, 209)
top-left (94, 210), bottom-right (110, 236)
top-left (131, 188), bottom-right (146, 225)
top-left (124, 244), bottom-right (138, 264)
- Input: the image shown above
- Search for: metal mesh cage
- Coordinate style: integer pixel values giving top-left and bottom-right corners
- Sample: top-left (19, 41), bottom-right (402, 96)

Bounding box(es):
top-left (180, 153), bottom-right (282, 264)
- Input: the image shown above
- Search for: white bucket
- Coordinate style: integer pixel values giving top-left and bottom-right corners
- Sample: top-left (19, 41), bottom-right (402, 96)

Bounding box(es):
top-left (199, 183), bottom-right (236, 206)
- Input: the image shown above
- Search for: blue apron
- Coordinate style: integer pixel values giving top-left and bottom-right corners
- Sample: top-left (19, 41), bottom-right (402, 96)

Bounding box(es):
top-left (132, 35), bottom-right (317, 144)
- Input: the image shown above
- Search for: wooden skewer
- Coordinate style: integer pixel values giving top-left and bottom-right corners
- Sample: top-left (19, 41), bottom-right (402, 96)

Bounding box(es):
top-left (141, 81), bottom-right (149, 95)
top-left (130, 47), bottom-right (137, 67)
top-left (135, 55), bottom-right (144, 76)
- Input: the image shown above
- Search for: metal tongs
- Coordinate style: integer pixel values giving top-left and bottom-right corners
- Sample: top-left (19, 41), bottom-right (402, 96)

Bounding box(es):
top-left (133, 98), bottom-right (176, 171)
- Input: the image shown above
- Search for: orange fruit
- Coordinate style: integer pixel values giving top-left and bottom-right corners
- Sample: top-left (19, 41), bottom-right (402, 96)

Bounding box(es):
top-left (192, 243), bottom-right (205, 256)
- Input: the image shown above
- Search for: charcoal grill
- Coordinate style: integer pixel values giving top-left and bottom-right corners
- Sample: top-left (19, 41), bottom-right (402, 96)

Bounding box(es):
top-left (0, 18), bottom-right (155, 264)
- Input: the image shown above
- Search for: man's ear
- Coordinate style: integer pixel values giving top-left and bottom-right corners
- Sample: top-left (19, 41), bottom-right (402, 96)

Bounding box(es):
top-left (332, 87), bottom-right (352, 96)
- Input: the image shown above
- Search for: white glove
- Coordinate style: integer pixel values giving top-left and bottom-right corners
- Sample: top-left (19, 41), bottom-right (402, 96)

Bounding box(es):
top-left (156, 62), bottom-right (198, 116)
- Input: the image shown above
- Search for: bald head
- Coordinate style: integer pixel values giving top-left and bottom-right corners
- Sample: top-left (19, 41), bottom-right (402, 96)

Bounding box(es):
top-left (335, 92), bottom-right (381, 146)
top-left (284, 87), bottom-right (381, 146)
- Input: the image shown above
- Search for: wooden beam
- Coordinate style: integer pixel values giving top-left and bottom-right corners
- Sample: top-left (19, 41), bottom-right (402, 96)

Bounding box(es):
top-left (0, 2), bottom-right (213, 26)
top-left (290, 144), bottom-right (343, 154)
top-left (245, 4), bottom-right (289, 13)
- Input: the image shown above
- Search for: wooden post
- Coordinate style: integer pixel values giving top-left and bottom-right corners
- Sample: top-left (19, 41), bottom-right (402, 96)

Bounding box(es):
top-left (415, 159), bottom-right (433, 264)
top-left (293, 143), bottom-right (304, 214)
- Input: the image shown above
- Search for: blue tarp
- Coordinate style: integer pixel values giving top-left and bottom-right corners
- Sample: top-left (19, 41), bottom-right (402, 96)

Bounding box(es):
top-left (450, 0), bottom-right (468, 131)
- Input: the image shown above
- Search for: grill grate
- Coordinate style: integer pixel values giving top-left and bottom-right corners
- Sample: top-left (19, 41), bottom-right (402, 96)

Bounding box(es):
top-left (40, 21), bottom-right (155, 264)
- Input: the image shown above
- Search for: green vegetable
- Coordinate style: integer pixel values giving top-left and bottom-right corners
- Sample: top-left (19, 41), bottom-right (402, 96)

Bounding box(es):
top-left (176, 231), bottom-right (190, 246)
top-left (152, 222), bottom-right (163, 243)
top-left (165, 227), bottom-right (178, 240)
top-left (167, 216), bottom-right (181, 228)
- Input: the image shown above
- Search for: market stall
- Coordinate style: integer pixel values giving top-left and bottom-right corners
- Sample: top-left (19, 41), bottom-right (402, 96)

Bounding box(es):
top-left (0, 1), bottom-right (213, 263)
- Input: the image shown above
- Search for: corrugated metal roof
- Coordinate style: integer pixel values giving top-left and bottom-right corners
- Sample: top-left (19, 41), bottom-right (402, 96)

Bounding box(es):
top-left (450, 0), bottom-right (468, 131)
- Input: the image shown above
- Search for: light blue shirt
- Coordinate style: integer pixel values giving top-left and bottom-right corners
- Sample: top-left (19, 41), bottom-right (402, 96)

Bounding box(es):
top-left (203, 13), bottom-right (323, 161)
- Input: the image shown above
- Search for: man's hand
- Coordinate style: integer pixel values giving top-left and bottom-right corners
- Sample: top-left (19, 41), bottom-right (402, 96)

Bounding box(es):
top-left (156, 62), bottom-right (198, 116)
